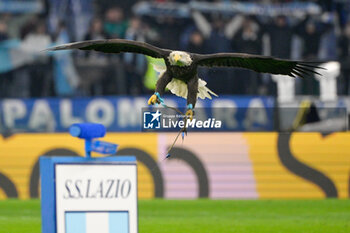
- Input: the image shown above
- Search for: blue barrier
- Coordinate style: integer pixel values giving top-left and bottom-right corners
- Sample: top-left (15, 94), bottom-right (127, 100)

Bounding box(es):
top-left (0, 96), bottom-right (276, 132)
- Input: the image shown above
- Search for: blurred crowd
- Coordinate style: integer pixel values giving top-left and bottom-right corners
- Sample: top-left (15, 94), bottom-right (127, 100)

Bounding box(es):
top-left (0, 0), bottom-right (349, 98)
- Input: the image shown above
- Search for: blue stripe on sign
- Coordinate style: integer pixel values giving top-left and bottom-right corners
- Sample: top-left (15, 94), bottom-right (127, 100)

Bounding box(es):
top-left (65, 212), bottom-right (86, 233)
top-left (109, 212), bottom-right (129, 233)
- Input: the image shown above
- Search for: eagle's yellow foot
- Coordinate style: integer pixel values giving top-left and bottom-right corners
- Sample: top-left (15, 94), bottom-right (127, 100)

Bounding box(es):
top-left (148, 94), bottom-right (159, 105)
top-left (185, 109), bottom-right (193, 121)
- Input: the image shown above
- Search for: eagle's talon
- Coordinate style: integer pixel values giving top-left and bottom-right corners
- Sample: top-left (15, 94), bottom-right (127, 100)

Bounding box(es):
top-left (148, 94), bottom-right (158, 105)
top-left (185, 109), bottom-right (193, 121)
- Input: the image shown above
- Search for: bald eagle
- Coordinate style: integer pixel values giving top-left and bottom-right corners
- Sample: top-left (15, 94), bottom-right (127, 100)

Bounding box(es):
top-left (48, 39), bottom-right (322, 119)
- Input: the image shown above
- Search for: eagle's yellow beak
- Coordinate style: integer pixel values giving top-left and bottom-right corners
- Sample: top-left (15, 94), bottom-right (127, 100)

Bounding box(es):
top-left (174, 54), bottom-right (180, 62)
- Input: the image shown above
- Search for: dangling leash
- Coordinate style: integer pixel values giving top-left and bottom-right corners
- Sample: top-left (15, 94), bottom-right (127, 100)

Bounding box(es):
top-left (154, 92), bottom-right (190, 159)
top-left (149, 114), bottom-right (189, 173)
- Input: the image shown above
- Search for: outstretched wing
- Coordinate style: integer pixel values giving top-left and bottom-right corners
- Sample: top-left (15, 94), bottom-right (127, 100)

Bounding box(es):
top-left (194, 53), bottom-right (323, 78)
top-left (47, 39), bottom-right (169, 58)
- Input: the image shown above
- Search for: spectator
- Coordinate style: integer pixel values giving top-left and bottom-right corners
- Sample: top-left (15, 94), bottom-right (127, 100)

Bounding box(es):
top-left (0, 1), bottom-right (348, 98)
top-left (0, 19), bottom-right (10, 98)
top-left (252, 15), bottom-right (318, 95)
top-left (0, 20), bottom-right (9, 98)
top-left (254, 15), bottom-right (294, 59)
top-left (191, 11), bottom-right (243, 94)
top-left (19, 17), bottom-right (38, 40)
top-left (123, 17), bottom-right (147, 95)
top-left (339, 21), bottom-right (350, 60)
top-left (293, 16), bottom-right (333, 95)
top-left (338, 21), bottom-right (350, 94)
top-left (52, 21), bottom-right (80, 97)
top-left (95, 0), bottom-right (137, 17)
top-left (21, 20), bottom-right (51, 53)
top-left (103, 7), bottom-right (128, 39)
top-left (74, 17), bottom-right (111, 96)
top-left (153, 16), bottom-right (185, 50)
top-left (186, 30), bottom-right (206, 54)
top-left (233, 16), bottom-right (262, 55)
top-left (82, 17), bottom-right (109, 60)
top-left (232, 16), bottom-right (263, 94)
top-left (192, 11), bottom-right (239, 53)
top-left (19, 19), bottom-right (52, 97)
top-left (296, 16), bottom-right (333, 60)
top-left (0, 20), bottom-right (9, 41)
top-left (84, 17), bottom-right (108, 41)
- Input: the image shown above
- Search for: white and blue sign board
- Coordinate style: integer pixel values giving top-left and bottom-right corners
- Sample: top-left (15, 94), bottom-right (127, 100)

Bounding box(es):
top-left (40, 156), bottom-right (138, 233)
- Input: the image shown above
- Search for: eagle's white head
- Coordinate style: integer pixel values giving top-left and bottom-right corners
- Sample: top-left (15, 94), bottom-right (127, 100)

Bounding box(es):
top-left (168, 51), bottom-right (192, 67)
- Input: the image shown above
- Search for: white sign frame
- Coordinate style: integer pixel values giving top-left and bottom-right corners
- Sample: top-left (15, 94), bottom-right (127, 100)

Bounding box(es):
top-left (55, 163), bottom-right (137, 233)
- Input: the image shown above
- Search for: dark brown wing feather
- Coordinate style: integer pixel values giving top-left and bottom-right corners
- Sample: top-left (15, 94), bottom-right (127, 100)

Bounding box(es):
top-left (47, 39), bottom-right (169, 58)
top-left (194, 53), bottom-right (323, 78)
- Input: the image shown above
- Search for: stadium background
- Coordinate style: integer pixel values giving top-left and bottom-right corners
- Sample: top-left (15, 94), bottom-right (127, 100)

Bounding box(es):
top-left (0, 0), bottom-right (349, 203)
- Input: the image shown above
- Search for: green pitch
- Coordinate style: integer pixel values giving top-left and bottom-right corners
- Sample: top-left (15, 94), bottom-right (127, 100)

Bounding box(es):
top-left (0, 199), bottom-right (349, 233)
